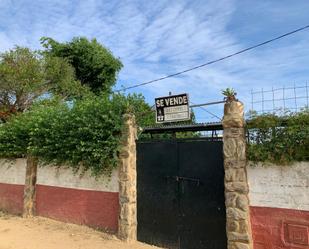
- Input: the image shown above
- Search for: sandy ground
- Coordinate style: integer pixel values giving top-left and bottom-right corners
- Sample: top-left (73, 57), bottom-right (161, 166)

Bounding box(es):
top-left (0, 213), bottom-right (161, 249)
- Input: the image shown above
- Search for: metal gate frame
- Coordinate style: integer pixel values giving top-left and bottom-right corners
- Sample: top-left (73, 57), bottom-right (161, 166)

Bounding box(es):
top-left (118, 100), bottom-right (253, 249)
top-left (136, 137), bottom-right (227, 248)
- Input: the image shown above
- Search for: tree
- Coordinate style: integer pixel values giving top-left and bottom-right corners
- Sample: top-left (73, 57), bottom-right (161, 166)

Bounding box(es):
top-left (125, 93), bottom-right (155, 127)
top-left (0, 46), bottom-right (88, 122)
top-left (41, 37), bottom-right (123, 94)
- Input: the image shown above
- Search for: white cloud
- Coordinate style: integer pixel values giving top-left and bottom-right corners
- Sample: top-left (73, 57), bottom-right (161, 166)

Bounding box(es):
top-left (0, 0), bottom-right (308, 121)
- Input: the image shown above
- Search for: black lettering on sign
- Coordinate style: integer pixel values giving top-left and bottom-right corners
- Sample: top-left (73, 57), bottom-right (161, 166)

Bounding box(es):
top-left (155, 93), bottom-right (190, 123)
top-left (157, 95), bottom-right (189, 107)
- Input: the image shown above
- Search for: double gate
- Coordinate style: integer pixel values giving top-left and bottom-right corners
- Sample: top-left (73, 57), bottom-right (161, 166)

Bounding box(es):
top-left (137, 138), bottom-right (227, 249)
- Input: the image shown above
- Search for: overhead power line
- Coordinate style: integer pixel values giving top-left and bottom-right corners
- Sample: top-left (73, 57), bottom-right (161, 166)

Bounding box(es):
top-left (190, 101), bottom-right (222, 121)
top-left (190, 101), bottom-right (221, 121)
top-left (115, 24), bottom-right (309, 92)
top-left (196, 106), bottom-right (222, 121)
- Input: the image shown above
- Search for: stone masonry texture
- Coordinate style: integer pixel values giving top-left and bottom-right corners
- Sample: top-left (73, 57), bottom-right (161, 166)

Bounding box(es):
top-left (223, 100), bottom-right (253, 249)
top-left (118, 114), bottom-right (137, 241)
top-left (23, 156), bottom-right (38, 218)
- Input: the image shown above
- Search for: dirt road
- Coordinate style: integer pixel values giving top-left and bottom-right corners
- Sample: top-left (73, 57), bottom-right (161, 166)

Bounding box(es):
top-left (0, 213), bottom-right (161, 249)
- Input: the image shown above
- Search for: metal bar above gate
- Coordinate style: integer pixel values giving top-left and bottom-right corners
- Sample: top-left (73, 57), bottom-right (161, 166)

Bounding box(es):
top-left (141, 122), bottom-right (223, 134)
top-left (189, 100), bottom-right (226, 108)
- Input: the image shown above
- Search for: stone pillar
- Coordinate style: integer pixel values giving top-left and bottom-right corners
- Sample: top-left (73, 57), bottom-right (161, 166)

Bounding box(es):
top-left (222, 100), bottom-right (253, 249)
top-left (118, 114), bottom-right (137, 241)
top-left (23, 156), bottom-right (38, 218)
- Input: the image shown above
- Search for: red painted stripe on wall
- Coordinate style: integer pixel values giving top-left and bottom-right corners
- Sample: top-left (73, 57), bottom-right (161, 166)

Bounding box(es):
top-left (36, 185), bottom-right (119, 232)
top-left (0, 183), bottom-right (24, 215)
top-left (250, 206), bottom-right (309, 249)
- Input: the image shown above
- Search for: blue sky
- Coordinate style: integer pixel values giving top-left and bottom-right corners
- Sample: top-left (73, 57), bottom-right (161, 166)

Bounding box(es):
top-left (1, 0), bottom-right (309, 122)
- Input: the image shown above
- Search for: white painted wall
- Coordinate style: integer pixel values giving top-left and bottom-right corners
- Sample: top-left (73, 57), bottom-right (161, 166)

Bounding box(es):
top-left (0, 158), bottom-right (119, 192)
top-left (37, 166), bottom-right (119, 192)
top-left (0, 159), bottom-right (26, 185)
top-left (248, 161), bottom-right (309, 211)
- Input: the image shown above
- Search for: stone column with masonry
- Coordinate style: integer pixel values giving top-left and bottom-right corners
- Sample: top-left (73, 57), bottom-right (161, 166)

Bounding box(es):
top-left (118, 114), bottom-right (137, 241)
top-left (222, 100), bottom-right (253, 249)
top-left (23, 156), bottom-right (38, 218)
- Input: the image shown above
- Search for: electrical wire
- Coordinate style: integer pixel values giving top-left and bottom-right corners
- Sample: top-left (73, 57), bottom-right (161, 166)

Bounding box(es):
top-left (115, 24), bottom-right (309, 92)
top-left (197, 106), bottom-right (222, 121)
top-left (190, 101), bottom-right (222, 121)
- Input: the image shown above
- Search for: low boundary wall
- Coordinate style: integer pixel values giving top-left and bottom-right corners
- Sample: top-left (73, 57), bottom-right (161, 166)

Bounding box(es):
top-left (36, 166), bottom-right (119, 231)
top-left (0, 159), bottom-right (119, 231)
top-left (0, 153), bottom-right (308, 246)
top-left (0, 114), bottom-right (136, 241)
top-left (0, 159), bottom-right (26, 214)
top-left (248, 162), bottom-right (309, 249)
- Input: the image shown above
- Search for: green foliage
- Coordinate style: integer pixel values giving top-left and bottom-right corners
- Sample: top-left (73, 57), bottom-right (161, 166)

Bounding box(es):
top-left (0, 112), bottom-right (33, 158)
top-left (0, 46), bottom-right (89, 121)
top-left (125, 93), bottom-right (155, 127)
top-left (41, 37), bottom-right (123, 94)
top-left (221, 88), bottom-right (236, 97)
top-left (0, 89), bottom-right (201, 175)
top-left (0, 93), bottom-right (157, 176)
top-left (29, 96), bottom-right (125, 176)
top-left (0, 99), bottom-right (68, 158)
top-left (247, 109), bottom-right (309, 164)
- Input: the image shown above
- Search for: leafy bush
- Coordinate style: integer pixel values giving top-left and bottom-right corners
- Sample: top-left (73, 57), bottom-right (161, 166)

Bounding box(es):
top-left (0, 92), bottom-right (199, 175)
top-left (0, 111), bottom-right (33, 158)
top-left (247, 109), bottom-right (309, 164)
top-left (0, 95), bottom-right (130, 176)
